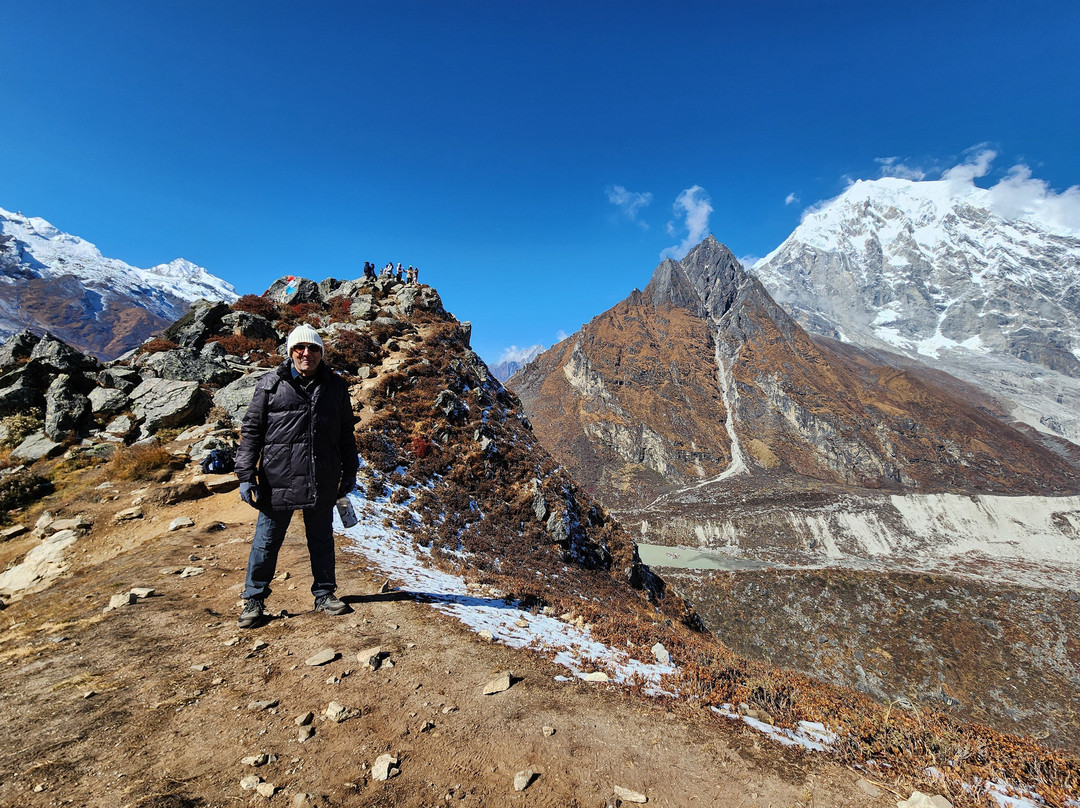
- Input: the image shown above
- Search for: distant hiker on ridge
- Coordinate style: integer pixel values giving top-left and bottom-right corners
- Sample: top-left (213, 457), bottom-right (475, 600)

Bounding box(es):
top-left (234, 324), bottom-right (359, 628)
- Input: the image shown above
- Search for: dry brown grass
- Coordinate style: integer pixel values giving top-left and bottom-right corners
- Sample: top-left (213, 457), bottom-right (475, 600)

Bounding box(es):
top-left (106, 442), bottom-right (177, 481)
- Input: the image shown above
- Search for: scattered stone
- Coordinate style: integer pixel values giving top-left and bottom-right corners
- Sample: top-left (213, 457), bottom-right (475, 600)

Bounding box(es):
top-left (357, 646), bottom-right (384, 670)
top-left (857, 778), bottom-right (882, 797)
top-left (420, 720), bottom-right (435, 732)
top-left (240, 775), bottom-right (261, 790)
top-left (44, 529), bottom-right (79, 546)
top-left (1, 524), bottom-right (29, 540)
top-left (191, 663), bottom-right (210, 671)
top-left (298, 725), bottom-right (315, 742)
top-left (169, 517), bottom-right (195, 531)
top-left (83, 690), bottom-right (96, 699)
top-left (324, 701), bottom-right (356, 722)
top-left (442, 705), bottom-right (458, 714)
top-left (252, 640), bottom-right (269, 651)
top-left (105, 592), bottom-right (136, 611)
top-left (482, 671), bottom-right (513, 695)
top-left (377, 578), bottom-right (392, 593)
top-left (613, 785), bottom-right (648, 803)
top-left (11, 433), bottom-right (63, 463)
top-left (584, 671), bottom-right (610, 683)
top-left (514, 618), bottom-right (529, 628)
top-left (651, 642), bottom-right (670, 665)
top-left (211, 677), bottom-right (224, 685)
top-left (255, 782), bottom-right (276, 798)
top-left (897, 793), bottom-right (953, 808)
top-left (49, 516), bottom-right (91, 532)
top-left (247, 700), bottom-right (279, 711)
top-left (371, 753), bottom-right (400, 781)
top-left (179, 566), bottom-right (205, 578)
top-left (542, 725), bottom-right (555, 737)
top-left (512, 769), bottom-right (536, 791)
top-left (130, 587), bottom-right (155, 599)
top-left (241, 753), bottom-right (272, 767)
top-left (192, 473), bottom-right (239, 493)
top-left (478, 629), bottom-right (494, 642)
top-left (305, 648), bottom-right (338, 666)
top-left (113, 507), bottom-right (143, 522)
top-left (737, 702), bottom-right (775, 725)
top-left (295, 711), bottom-right (314, 726)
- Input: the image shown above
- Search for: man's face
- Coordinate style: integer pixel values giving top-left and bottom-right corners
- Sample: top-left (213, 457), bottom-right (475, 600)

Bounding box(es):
top-left (291, 343), bottom-right (322, 376)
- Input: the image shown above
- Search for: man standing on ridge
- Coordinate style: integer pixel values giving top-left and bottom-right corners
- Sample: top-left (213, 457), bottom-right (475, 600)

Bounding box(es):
top-left (234, 323), bottom-right (359, 628)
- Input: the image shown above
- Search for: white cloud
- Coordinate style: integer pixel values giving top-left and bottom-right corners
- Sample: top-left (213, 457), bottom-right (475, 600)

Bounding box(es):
top-left (497, 344), bottom-right (544, 364)
top-left (738, 254), bottom-right (762, 269)
top-left (555, 329), bottom-right (569, 343)
top-left (660, 185), bottom-right (713, 260)
top-left (606, 185), bottom-right (653, 228)
top-left (875, 156), bottom-right (926, 181)
top-left (785, 193), bottom-right (800, 206)
top-left (986, 163), bottom-right (1080, 234)
top-left (942, 148), bottom-right (996, 189)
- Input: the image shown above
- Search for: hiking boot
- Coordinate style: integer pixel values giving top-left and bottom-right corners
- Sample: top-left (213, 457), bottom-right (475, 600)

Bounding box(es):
top-left (238, 597), bottom-right (266, 629)
top-left (314, 593), bottom-right (350, 615)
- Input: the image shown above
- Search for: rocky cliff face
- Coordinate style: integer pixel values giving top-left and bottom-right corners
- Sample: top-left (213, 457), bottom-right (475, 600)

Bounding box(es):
top-left (0, 206), bottom-right (238, 359)
top-left (512, 235), bottom-right (1080, 511)
top-left (752, 177), bottom-right (1080, 442)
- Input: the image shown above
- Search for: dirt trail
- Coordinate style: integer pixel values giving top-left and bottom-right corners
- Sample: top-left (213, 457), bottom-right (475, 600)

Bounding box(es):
top-left (0, 479), bottom-right (896, 808)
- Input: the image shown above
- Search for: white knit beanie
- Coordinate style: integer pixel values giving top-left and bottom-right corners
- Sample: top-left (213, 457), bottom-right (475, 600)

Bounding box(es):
top-left (286, 324), bottom-right (324, 353)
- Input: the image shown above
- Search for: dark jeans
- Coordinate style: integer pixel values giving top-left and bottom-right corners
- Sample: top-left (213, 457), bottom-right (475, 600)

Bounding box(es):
top-left (242, 506), bottom-right (336, 600)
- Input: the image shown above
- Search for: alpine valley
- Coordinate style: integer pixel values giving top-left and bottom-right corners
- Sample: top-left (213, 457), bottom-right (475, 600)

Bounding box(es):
top-left (510, 177), bottom-right (1080, 750)
top-left (0, 206), bottom-right (238, 359)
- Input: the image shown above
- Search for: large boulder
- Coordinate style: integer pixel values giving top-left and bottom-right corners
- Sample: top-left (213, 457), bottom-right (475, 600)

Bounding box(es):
top-left (29, 333), bottom-right (99, 375)
top-left (10, 432), bottom-right (64, 463)
top-left (0, 366), bottom-right (48, 417)
top-left (161, 300), bottom-right (231, 349)
top-left (0, 330), bottom-right (40, 369)
top-left (218, 311), bottom-right (280, 343)
top-left (88, 386), bottom-right (130, 415)
top-left (388, 285), bottom-right (444, 317)
top-left (136, 348), bottom-right (239, 387)
top-left (212, 370), bottom-right (272, 426)
top-left (349, 295), bottom-right (377, 321)
top-left (98, 366), bottom-right (142, 393)
top-left (265, 276), bottom-right (322, 305)
top-left (129, 379), bottom-right (211, 433)
top-left (324, 279), bottom-right (373, 300)
top-left (44, 375), bottom-right (93, 440)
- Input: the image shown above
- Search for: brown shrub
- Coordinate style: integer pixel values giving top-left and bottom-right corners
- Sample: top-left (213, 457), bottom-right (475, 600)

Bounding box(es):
top-left (138, 338), bottom-right (178, 355)
top-left (107, 442), bottom-right (178, 481)
top-left (206, 334), bottom-right (279, 357)
top-left (327, 296), bottom-right (354, 323)
top-left (232, 294), bottom-right (279, 319)
top-left (0, 469), bottom-right (52, 522)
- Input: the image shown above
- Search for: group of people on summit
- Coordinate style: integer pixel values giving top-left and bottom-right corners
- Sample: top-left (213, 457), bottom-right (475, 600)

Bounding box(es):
top-left (362, 261), bottom-right (419, 284)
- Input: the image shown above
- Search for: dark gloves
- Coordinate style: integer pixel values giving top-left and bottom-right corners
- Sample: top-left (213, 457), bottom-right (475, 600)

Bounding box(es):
top-left (337, 475), bottom-right (357, 499)
top-left (239, 481), bottom-right (259, 508)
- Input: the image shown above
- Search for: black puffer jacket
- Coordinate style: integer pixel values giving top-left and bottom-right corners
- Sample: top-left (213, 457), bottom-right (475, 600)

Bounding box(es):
top-left (235, 361), bottom-right (358, 511)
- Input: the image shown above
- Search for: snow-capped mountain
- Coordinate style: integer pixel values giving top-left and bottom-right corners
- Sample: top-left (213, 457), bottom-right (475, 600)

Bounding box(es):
top-left (491, 344), bottom-right (545, 382)
top-left (0, 206), bottom-right (237, 358)
top-left (752, 177), bottom-right (1080, 442)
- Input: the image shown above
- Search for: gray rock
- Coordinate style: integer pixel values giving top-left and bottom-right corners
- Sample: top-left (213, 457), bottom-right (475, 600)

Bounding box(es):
top-left (0, 369), bottom-right (47, 418)
top-left (391, 285), bottom-right (444, 317)
top-left (137, 348), bottom-right (239, 387)
top-left (265, 276), bottom-right (322, 305)
top-left (482, 671), bottom-right (513, 695)
top-left (348, 295), bottom-right (377, 321)
top-left (532, 482), bottom-right (549, 522)
top-left (239, 775), bottom-right (261, 790)
top-left (298, 725), bottom-right (315, 742)
top-left (371, 753), bottom-right (399, 781)
top-left (213, 370), bottom-right (273, 426)
top-left (44, 375), bottom-right (93, 440)
top-left (0, 524), bottom-right (28, 540)
top-left (97, 366), bottom-right (142, 393)
top-left (0, 330), bottom-right (40, 369)
top-left (129, 378), bottom-right (210, 433)
top-left (114, 507), bottom-right (143, 522)
top-left (103, 415), bottom-right (136, 439)
top-left (295, 711), bottom-right (314, 726)
top-left (88, 386), bottom-right (129, 415)
top-left (161, 300), bottom-right (231, 349)
top-left (105, 592), bottom-right (136, 611)
top-left (305, 648), bottom-right (338, 666)
top-left (651, 642), bottom-right (670, 665)
top-left (324, 701), bottom-right (352, 722)
top-left (247, 699), bottom-right (278, 711)
top-left (10, 432), bottom-right (63, 462)
top-left (29, 333), bottom-right (98, 375)
top-left (219, 310), bottom-right (280, 343)
top-left (542, 725), bottom-right (555, 737)
top-left (255, 782), bottom-right (276, 798)
top-left (613, 785), bottom-right (648, 803)
top-left (513, 770), bottom-right (536, 792)
top-left (169, 517), bottom-right (195, 531)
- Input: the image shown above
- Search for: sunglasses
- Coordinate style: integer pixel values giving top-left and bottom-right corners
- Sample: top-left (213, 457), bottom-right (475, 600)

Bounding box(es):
top-left (292, 344), bottom-right (323, 354)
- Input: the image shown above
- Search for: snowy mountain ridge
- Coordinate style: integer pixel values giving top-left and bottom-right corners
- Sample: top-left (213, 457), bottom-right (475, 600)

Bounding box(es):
top-left (0, 206), bottom-right (238, 305)
top-left (752, 174), bottom-right (1080, 441)
top-left (0, 205), bottom-right (238, 358)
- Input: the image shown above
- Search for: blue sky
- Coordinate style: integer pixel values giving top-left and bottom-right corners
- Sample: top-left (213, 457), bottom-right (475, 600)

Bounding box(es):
top-left (3, 1), bottom-right (1079, 364)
